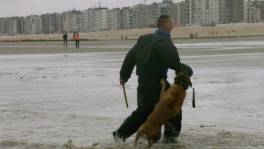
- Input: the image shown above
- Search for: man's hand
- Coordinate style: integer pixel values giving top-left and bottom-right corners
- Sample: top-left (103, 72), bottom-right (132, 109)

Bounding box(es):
top-left (120, 79), bottom-right (126, 85)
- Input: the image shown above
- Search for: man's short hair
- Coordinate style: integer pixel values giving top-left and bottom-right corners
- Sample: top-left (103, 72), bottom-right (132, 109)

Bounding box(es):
top-left (157, 15), bottom-right (171, 28)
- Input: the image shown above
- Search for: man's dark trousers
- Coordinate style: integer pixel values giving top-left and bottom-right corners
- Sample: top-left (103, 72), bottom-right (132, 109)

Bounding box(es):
top-left (116, 79), bottom-right (182, 140)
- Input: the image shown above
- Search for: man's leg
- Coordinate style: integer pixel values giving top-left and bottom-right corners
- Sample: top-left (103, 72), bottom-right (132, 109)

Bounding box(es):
top-left (163, 80), bottom-right (182, 143)
top-left (114, 84), bottom-right (161, 141)
top-left (114, 107), bottom-right (153, 141)
top-left (163, 111), bottom-right (182, 143)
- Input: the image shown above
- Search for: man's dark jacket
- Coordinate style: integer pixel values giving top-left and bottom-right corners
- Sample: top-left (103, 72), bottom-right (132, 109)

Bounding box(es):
top-left (63, 34), bottom-right (68, 40)
top-left (120, 31), bottom-right (181, 84)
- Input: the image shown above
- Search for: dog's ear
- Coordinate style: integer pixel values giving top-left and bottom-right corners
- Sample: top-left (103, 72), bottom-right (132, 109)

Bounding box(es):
top-left (181, 71), bottom-right (192, 88)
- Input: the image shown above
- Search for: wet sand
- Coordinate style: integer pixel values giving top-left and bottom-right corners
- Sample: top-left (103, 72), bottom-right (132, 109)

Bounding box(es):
top-left (0, 37), bottom-right (264, 149)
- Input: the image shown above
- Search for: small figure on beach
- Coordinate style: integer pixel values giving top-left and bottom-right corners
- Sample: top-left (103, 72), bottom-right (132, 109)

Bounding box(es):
top-left (73, 32), bottom-right (80, 48)
top-left (190, 33), bottom-right (194, 39)
top-left (63, 32), bottom-right (68, 47)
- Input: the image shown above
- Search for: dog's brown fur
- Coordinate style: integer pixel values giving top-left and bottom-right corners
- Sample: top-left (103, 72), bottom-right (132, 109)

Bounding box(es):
top-left (135, 74), bottom-right (189, 147)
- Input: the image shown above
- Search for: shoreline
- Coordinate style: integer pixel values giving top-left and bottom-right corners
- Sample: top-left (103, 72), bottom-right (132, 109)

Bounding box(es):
top-left (0, 36), bottom-right (264, 55)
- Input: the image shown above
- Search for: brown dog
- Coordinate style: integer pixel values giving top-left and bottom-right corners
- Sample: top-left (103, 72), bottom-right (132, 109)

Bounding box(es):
top-left (134, 73), bottom-right (191, 147)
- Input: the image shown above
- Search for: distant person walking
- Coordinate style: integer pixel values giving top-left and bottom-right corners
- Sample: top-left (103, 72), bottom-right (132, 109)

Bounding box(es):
top-left (63, 33), bottom-right (68, 47)
top-left (73, 33), bottom-right (80, 48)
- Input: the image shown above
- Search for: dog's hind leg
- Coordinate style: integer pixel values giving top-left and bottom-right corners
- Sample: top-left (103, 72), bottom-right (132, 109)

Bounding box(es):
top-left (148, 139), bottom-right (154, 148)
top-left (134, 132), bottom-right (141, 147)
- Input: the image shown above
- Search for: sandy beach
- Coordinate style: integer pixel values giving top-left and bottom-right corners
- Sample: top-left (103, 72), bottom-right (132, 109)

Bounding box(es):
top-left (0, 37), bottom-right (264, 149)
top-left (1, 23), bottom-right (264, 41)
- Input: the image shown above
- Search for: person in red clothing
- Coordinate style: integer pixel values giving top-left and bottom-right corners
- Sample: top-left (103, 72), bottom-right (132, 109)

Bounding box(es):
top-left (73, 32), bottom-right (80, 48)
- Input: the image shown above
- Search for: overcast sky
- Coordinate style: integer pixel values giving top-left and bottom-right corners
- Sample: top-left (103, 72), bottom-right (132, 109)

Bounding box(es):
top-left (0, 0), bottom-right (184, 17)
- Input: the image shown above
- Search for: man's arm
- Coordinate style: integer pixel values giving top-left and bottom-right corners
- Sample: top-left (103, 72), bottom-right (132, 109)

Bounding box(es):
top-left (119, 41), bottom-right (137, 84)
top-left (157, 39), bottom-right (181, 72)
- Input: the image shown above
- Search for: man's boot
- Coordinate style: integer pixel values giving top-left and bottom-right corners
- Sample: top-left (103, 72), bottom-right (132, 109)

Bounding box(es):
top-left (113, 131), bottom-right (126, 143)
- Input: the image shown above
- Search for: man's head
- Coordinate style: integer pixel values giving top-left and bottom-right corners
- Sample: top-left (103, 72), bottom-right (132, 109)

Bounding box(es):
top-left (157, 15), bottom-right (174, 33)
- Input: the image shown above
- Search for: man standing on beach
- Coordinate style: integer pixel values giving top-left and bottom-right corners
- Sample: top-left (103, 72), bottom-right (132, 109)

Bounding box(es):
top-left (63, 33), bottom-right (68, 47)
top-left (113, 15), bottom-right (185, 143)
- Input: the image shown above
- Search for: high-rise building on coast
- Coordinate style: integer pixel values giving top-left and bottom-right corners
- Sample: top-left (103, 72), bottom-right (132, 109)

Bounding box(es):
top-left (41, 13), bottom-right (56, 34)
top-left (70, 10), bottom-right (83, 32)
top-left (55, 13), bottom-right (63, 33)
top-left (62, 11), bottom-right (71, 33)
top-left (1, 17), bottom-right (25, 35)
top-left (27, 15), bottom-right (42, 34)
top-left (243, 0), bottom-right (264, 23)
top-left (0, 18), bottom-right (4, 35)
top-left (94, 8), bottom-right (108, 31)
top-left (83, 8), bottom-right (96, 32)
top-left (186, 0), bottom-right (258, 26)
top-left (131, 4), bottom-right (146, 29)
top-left (255, 0), bottom-right (264, 22)
top-left (120, 7), bottom-right (133, 30)
top-left (16, 17), bottom-right (24, 34)
top-left (62, 10), bottom-right (83, 33)
top-left (177, 1), bottom-right (189, 25)
top-left (144, 3), bottom-right (160, 27)
top-left (187, 0), bottom-right (221, 26)
top-left (231, 0), bottom-right (244, 22)
top-left (23, 16), bottom-right (31, 34)
top-left (107, 8), bottom-right (121, 31)
top-left (218, 0), bottom-right (232, 24)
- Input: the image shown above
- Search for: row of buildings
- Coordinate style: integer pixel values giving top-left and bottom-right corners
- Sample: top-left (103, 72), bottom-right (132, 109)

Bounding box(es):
top-left (1, 0), bottom-right (264, 35)
top-left (188, 0), bottom-right (264, 25)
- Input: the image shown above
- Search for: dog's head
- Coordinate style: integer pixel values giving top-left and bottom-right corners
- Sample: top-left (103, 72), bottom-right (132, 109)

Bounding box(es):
top-left (174, 73), bottom-right (192, 89)
top-left (175, 63), bottom-right (193, 89)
